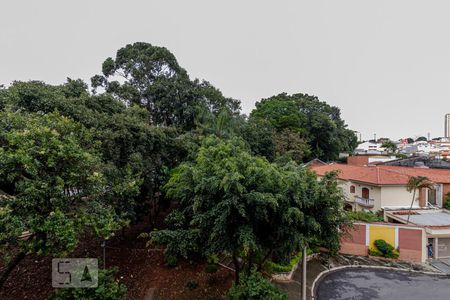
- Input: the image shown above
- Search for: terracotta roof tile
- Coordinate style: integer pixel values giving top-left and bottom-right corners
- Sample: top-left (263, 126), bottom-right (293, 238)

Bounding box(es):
top-left (311, 164), bottom-right (450, 185)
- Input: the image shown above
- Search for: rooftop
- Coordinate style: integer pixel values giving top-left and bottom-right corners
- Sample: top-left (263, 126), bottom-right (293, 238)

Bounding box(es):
top-left (311, 164), bottom-right (450, 185)
top-left (386, 209), bottom-right (450, 227)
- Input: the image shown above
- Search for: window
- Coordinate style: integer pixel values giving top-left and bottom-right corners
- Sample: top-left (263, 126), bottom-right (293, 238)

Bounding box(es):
top-left (362, 187), bottom-right (370, 199)
top-left (350, 185), bottom-right (355, 193)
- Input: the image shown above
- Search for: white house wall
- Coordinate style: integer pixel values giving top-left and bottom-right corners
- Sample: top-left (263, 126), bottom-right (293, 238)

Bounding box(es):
top-left (336, 179), bottom-right (421, 212)
top-left (380, 186), bottom-right (418, 209)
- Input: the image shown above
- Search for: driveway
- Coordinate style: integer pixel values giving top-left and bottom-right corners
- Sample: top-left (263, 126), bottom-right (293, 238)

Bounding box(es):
top-left (315, 268), bottom-right (450, 300)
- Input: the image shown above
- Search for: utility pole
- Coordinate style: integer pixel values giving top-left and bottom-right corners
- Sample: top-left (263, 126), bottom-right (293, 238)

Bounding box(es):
top-left (102, 240), bottom-right (106, 269)
top-left (302, 246), bottom-right (307, 300)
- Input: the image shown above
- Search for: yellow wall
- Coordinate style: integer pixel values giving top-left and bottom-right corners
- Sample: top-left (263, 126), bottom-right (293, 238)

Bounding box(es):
top-left (369, 225), bottom-right (395, 249)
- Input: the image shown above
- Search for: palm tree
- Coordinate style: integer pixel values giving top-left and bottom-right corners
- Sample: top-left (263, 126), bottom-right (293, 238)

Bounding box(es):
top-left (406, 176), bottom-right (434, 224)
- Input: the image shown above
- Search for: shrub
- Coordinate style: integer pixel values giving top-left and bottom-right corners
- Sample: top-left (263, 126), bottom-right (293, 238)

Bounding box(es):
top-left (267, 251), bottom-right (303, 273)
top-left (444, 192), bottom-right (450, 210)
top-left (186, 279), bottom-right (199, 290)
top-left (51, 268), bottom-right (126, 300)
top-left (227, 270), bottom-right (287, 300)
top-left (347, 211), bottom-right (384, 222)
top-left (368, 248), bottom-right (383, 257)
top-left (371, 239), bottom-right (399, 259)
top-left (207, 254), bottom-right (220, 265)
top-left (165, 254), bottom-right (178, 267)
top-left (205, 264), bottom-right (219, 273)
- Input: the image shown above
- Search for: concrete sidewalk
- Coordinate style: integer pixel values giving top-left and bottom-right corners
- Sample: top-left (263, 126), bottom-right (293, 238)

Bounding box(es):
top-left (274, 258), bottom-right (326, 300)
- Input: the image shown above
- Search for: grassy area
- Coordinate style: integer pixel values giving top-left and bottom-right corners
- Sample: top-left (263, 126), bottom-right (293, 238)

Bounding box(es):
top-left (267, 248), bottom-right (316, 273)
top-left (347, 211), bottom-right (384, 222)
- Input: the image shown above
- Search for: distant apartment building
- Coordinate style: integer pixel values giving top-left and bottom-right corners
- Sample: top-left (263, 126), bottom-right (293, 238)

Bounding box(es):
top-left (446, 113), bottom-right (450, 138)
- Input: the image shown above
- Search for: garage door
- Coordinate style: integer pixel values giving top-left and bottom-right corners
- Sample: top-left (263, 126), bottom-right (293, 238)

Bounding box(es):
top-left (438, 238), bottom-right (450, 258)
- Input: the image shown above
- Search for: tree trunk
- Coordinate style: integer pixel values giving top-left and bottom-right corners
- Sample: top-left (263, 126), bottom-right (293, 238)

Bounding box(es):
top-left (232, 251), bottom-right (240, 284)
top-left (247, 250), bottom-right (253, 275)
top-left (257, 249), bottom-right (273, 272)
top-left (406, 189), bottom-right (416, 224)
top-left (0, 251), bottom-right (26, 290)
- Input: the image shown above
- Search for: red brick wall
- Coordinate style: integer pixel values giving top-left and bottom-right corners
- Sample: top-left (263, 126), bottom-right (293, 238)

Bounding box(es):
top-left (341, 224), bottom-right (366, 244)
top-left (419, 188), bottom-right (427, 208)
top-left (399, 228), bottom-right (422, 250)
top-left (340, 224), bottom-right (367, 256)
top-left (347, 156), bottom-right (369, 166)
top-left (340, 243), bottom-right (368, 256)
top-left (398, 228), bottom-right (423, 262)
top-left (339, 224), bottom-right (424, 262)
top-left (399, 249), bottom-right (422, 262)
top-left (443, 184), bottom-right (450, 207)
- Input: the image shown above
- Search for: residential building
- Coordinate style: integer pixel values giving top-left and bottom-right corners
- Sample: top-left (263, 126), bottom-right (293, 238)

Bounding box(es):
top-left (382, 156), bottom-right (450, 169)
top-left (354, 141), bottom-right (387, 155)
top-left (311, 163), bottom-right (450, 212)
top-left (347, 154), bottom-right (397, 166)
top-left (385, 209), bottom-right (450, 260)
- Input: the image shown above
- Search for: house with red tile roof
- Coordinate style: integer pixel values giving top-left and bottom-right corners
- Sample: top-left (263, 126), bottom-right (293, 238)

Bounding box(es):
top-left (311, 163), bottom-right (450, 212)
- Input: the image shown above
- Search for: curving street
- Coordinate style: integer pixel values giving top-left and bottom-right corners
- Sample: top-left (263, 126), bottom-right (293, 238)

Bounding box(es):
top-left (316, 268), bottom-right (450, 300)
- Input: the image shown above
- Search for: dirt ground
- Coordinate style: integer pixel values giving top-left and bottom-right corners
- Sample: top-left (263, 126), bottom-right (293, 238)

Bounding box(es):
top-left (0, 217), bottom-right (234, 300)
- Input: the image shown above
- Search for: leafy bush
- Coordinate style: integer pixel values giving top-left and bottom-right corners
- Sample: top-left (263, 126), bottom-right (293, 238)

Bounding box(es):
top-left (347, 211), bottom-right (384, 222)
top-left (267, 251), bottom-right (303, 273)
top-left (165, 254), bottom-right (178, 267)
top-left (186, 279), bottom-right (199, 290)
top-left (371, 239), bottom-right (399, 259)
top-left (444, 192), bottom-right (450, 210)
top-left (207, 254), bottom-right (220, 265)
top-left (51, 268), bottom-right (126, 300)
top-left (205, 264), bottom-right (219, 273)
top-left (227, 270), bottom-right (287, 300)
top-left (368, 248), bottom-right (383, 257)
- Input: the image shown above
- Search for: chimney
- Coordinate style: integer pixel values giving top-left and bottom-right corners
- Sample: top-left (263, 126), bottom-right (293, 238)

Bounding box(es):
top-left (418, 188), bottom-right (427, 208)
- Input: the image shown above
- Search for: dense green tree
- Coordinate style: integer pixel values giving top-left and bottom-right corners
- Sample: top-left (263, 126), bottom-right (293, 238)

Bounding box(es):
top-left (240, 119), bottom-right (276, 161)
top-left (95, 106), bottom-right (181, 221)
top-left (250, 93), bottom-right (357, 161)
top-left (416, 136), bottom-right (428, 142)
top-left (195, 107), bottom-right (246, 139)
top-left (273, 128), bottom-right (311, 164)
top-left (227, 270), bottom-right (287, 300)
top-left (148, 137), bottom-right (347, 283)
top-left (381, 140), bottom-right (397, 153)
top-left (0, 112), bottom-right (135, 288)
top-left (0, 85), bottom-right (6, 111)
top-left (91, 42), bottom-right (240, 130)
top-left (0, 80), bottom-right (182, 222)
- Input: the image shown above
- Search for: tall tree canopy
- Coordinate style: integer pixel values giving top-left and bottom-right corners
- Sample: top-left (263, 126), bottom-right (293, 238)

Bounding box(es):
top-left (149, 137), bottom-right (347, 282)
top-left (0, 42), bottom-right (358, 296)
top-left (91, 42), bottom-right (240, 130)
top-left (0, 112), bottom-right (136, 287)
top-left (249, 93), bottom-right (357, 161)
top-left (0, 80), bottom-right (183, 222)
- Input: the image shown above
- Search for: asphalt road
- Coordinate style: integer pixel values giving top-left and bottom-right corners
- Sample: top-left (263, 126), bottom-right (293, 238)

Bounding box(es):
top-left (315, 268), bottom-right (450, 300)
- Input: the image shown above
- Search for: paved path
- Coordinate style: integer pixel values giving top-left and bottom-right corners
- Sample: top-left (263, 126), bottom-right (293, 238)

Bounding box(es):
top-left (274, 254), bottom-right (443, 300)
top-left (430, 259), bottom-right (450, 274)
top-left (315, 268), bottom-right (450, 300)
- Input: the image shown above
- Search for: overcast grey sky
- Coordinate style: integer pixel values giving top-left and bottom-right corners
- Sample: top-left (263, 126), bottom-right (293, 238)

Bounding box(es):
top-left (1, 0), bottom-right (449, 140)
